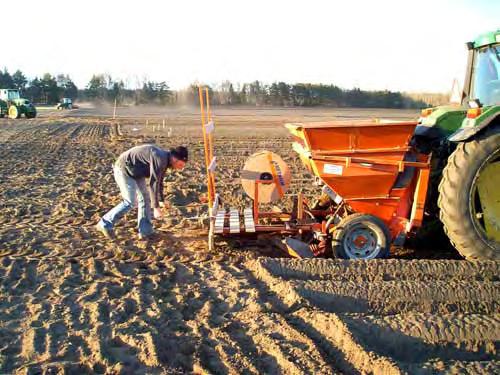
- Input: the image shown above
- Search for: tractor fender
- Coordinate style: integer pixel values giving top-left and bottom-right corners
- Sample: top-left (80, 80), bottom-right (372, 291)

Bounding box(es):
top-left (449, 112), bottom-right (500, 142)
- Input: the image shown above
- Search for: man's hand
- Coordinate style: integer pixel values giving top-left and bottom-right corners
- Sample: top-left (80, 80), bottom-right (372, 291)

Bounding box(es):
top-left (153, 207), bottom-right (164, 219)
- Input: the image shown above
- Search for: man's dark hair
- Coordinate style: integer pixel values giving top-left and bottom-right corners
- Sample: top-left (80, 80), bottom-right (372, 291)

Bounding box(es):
top-left (170, 146), bottom-right (188, 162)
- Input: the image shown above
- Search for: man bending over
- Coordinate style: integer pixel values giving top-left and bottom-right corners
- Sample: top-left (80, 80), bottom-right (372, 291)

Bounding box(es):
top-left (96, 144), bottom-right (188, 240)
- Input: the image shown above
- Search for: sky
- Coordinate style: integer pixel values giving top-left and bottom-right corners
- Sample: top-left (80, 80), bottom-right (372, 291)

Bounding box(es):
top-left (3, 0), bottom-right (499, 93)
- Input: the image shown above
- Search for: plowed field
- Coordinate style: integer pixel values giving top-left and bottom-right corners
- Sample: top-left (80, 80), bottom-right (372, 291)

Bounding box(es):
top-left (0, 109), bottom-right (498, 374)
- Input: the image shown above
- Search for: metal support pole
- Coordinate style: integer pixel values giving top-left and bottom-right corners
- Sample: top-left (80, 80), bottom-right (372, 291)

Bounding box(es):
top-left (198, 86), bottom-right (213, 210)
top-left (253, 181), bottom-right (259, 223)
top-left (204, 88), bottom-right (216, 204)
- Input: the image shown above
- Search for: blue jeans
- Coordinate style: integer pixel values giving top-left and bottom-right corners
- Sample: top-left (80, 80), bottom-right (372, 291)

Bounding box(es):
top-left (99, 165), bottom-right (154, 236)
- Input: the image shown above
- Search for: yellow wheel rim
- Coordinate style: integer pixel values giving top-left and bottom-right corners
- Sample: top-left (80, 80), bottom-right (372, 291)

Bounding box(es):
top-left (8, 106), bottom-right (18, 119)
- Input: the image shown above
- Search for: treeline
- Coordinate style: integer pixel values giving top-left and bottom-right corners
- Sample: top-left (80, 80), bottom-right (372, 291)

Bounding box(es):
top-left (0, 69), bottom-right (172, 105)
top-left (0, 69), bottom-right (77, 104)
top-left (82, 74), bottom-right (173, 105)
top-left (0, 68), bottom-right (429, 108)
top-left (180, 81), bottom-right (428, 108)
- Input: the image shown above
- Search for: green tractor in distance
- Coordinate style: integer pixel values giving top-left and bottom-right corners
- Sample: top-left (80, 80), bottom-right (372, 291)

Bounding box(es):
top-left (415, 29), bottom-right (500, 260)
top-left (0, 89), bottom-right (37, 119)
top-left (56, 97), bottom-right (73, 110)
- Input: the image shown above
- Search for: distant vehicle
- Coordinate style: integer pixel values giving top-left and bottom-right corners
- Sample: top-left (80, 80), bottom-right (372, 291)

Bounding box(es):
top-left (56, 98), bottom-right (74, 110)
top-left (0, 89), bottom-right (37, 119)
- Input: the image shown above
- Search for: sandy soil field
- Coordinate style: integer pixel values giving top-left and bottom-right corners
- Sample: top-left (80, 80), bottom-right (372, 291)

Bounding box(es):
top-left (0, 107), bottom-right (498, 374)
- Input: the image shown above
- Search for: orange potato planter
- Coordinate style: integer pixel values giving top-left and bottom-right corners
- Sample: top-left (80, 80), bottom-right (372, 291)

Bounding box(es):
top-left (286, 120), bottom-right (431, 240)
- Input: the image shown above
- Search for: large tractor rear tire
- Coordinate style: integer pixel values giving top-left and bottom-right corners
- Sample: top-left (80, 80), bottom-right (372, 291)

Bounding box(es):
top-left (438, 126), bottom-right (500, 260)
top-left (25, 110), bottom-right (36, 119)
top-left (331, 213), bottom-right (391, 259)
top-left (8, 105), bottom-right (20, 119)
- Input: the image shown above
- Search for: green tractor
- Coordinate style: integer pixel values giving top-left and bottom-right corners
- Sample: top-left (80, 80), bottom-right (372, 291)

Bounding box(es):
top-left (56, 97), bottom-right (73, 110)
top-left (415, 29), bottom-right (500, 260)
top-left (0, 89), bottom-right (37, 119)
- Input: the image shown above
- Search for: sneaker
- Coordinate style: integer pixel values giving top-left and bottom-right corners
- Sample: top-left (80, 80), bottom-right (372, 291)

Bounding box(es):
top-left (95, 223), bottom-right (115, 239)
top-left (138, 230), bottom-right (155, 241)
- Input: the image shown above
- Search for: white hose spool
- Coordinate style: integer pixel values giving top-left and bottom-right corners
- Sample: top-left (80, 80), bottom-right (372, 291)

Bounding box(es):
top-left (241, 151), bottom-right (291, 203)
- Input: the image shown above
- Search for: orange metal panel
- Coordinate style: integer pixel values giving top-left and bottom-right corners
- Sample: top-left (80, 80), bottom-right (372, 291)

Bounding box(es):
top-left (288, 120), bottom-right (421, 200)
top-left (312, 158), bottom-right (399, 198)
top-left (348, 200), bottom-right (399, 224)
top-left (289, 120), bottom-right (417, 129)
top-left (409, 167), bottom-right (431, 229)
top-left (298, 122), bottom-right (417, 153)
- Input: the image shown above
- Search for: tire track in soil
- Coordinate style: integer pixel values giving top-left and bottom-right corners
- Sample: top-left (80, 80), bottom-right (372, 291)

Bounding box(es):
top-left (250, 258), bottom-right (500, 374)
